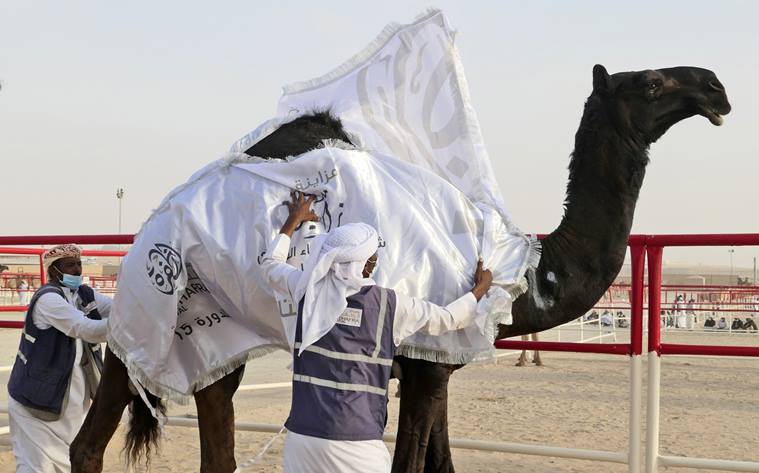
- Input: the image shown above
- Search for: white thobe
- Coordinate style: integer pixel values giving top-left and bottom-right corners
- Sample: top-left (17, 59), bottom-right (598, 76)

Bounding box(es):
top-left (8, 286), bottom-right (111, 473)
top-left (261, 233), bottom-right (478, 473)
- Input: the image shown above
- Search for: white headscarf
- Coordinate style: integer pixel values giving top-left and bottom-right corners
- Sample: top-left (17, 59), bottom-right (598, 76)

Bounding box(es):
top-left (294, 223), bottom-right (379, 354)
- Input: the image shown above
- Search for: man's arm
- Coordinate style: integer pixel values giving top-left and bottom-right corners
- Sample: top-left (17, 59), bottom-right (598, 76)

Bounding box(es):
top-left (33, 293), bottom-right (108, 344)
top-left (260, 233), bottom-right (301, 300)
top-left (392, 260), bottom-right (493, 345)
top-left (259, 191), bottom-right (320, 300)
top-left (93, 290), bottom-right (113, 318)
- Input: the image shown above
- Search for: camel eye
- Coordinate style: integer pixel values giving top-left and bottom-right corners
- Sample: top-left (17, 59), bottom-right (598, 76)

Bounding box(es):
top-left (646, 80), bottom-right (662, 98)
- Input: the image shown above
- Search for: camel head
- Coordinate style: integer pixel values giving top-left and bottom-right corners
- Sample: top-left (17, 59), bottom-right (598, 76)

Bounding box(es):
top-left (592, 64), bottom-right (731, 144)
top-left (245, 112), bottom-right (352, 160)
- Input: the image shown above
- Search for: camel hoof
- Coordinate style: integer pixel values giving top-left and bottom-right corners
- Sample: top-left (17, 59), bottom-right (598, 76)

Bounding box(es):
top-left (515, 360), bottom-right (526, 367)
top-left (534, 360), bottom-right (544, 366)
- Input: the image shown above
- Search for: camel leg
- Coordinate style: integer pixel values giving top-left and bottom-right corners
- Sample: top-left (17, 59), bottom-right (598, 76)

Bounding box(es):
top-left (515, 334), bottom-right (529, 366)
top-left (193, 365), bottom-right (245, 473)
top-left (423, 389), bottom-right (454, 473)
top-left (531, 333), bottom-right (543, 366)
top-left (71, 348), bottom-right (133, 473)
top-left (392, 356), bottom-right (458, 473)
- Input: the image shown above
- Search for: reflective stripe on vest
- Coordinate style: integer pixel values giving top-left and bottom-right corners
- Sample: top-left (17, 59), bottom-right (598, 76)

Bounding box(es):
top-left (292, 373), bottom-right (387, 396)
top-left (22, 331), bottom-right (36, 343)
top-left (372, 287), bottom-right (387, 358)
top-left (293, 342), bottom-right (393, 366)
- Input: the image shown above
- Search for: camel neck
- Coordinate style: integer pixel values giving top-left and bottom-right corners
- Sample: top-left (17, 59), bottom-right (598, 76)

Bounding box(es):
top-left (501, 106), bottom-right (649, 338)
top-left (552, 94), bottom-right (648, 266)
top-left (555, 128), bottom-right (647, 255)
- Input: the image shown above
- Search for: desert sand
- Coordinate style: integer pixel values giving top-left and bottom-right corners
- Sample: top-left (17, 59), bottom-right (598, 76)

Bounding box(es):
top-left (0, 327), bottom-right (757, 472)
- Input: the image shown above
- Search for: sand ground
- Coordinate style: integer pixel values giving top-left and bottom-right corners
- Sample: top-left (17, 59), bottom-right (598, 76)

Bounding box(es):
top-left (0, 328), bottom-right (757, 473)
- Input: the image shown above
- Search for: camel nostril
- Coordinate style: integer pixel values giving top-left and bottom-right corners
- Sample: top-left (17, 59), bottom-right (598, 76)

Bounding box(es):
top-left (708, 81), bottom-right (724, 92)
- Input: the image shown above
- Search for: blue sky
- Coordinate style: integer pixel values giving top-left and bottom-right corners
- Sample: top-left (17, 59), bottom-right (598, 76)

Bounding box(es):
top-left (1, 1), bottom-right (757, 267)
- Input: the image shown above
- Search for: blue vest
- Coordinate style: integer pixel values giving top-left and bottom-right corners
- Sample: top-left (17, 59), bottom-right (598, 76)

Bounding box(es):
top-left (8, 284), bottom-right (103, 418)
top-left (286, 285), bottom-right (397, 441)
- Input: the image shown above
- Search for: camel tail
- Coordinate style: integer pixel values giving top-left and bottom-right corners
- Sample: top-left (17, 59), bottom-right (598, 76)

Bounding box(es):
top-left (124, 391), bottom-right (166, 467)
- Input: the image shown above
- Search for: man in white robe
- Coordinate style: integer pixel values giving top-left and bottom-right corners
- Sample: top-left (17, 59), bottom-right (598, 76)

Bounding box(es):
top-left (260, 192), bottom-right (493, 472)
top-left (7, 244), bottom-right (111, 473)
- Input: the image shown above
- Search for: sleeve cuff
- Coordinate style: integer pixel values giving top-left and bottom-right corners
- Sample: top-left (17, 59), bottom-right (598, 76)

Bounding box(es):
top-left (269, 233), bottom-right (292, 261)
top-left (446, 292), bottom-right (478, 326)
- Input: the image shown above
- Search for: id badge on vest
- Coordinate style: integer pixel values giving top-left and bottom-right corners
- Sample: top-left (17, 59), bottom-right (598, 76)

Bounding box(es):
top-left (336, 307), bottom-right (362, 327)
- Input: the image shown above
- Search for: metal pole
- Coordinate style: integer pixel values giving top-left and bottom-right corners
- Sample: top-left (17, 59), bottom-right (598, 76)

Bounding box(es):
top-left (728, 248), bottom-right (735, 284)
top-left (753, 257), bottom-right (756, 285)
top-left (629, 245), bottom-right (645, 473)
top-left (646, 246), bottom-right (664, 473)
top-left (116, 188), bottom-right (125, 235)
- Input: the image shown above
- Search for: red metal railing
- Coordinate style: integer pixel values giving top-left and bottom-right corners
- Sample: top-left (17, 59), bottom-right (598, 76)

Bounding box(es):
top-left (494, 242), bottom-right (647, 357)
top-left (645, 234), bottom-right (759, 358)
top-left (1, 233), bottom-right (757, 359)
top-left (0, 237), bottom-right (130, 328)
top-left (0, 235), bottom-right (134, 245)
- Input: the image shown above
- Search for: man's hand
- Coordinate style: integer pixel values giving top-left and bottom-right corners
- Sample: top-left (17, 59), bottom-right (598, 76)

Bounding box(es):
top-left (281, 191), bottom-right (319, 237)
top-left (470, 259), bottom-right (493, 301)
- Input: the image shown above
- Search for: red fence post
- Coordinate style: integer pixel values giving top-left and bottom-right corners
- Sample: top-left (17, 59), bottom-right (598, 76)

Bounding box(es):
top-left (38, 253), bottom-right (46, 286)
top-left (646, 246), bottom-right (663, 355)
top-left (630, 245), bottom-right (645, 356)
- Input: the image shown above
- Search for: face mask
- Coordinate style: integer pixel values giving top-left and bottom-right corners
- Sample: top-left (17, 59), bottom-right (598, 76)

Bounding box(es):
top-left (61, 273), bottom-right (83, 290)
top-left (54, 266), bottom-right (83, 289)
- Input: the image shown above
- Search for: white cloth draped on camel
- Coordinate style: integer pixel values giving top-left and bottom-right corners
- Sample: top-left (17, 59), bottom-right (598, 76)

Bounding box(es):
top-left (107, 9), bottom-right (539, 401)
top-left (108, 147), bottom-right (531, 400)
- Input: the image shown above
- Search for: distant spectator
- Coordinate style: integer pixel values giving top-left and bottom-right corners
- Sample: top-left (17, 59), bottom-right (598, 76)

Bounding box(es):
top-left (717, 317), bottom-right (727, 330)
top-left (686, 298), bottom-right (696, 314)
top-left (731, 318), bottom-right (745, 331)
top-left (18, 279), bottom-right (30, 306)
top-left (666, 310), bottom-right (675, 327)
top-left (704, 317), bottom-right (716, 328)
top-left (616, 311), bottom-right (629, 328)
top-left (601, 310), bottom-right (613, 327)
top-left (674, 295), bottom-right (687, 328)
top-left (744, 317), bottom-right (758, 332)
top-left (686, 297), bottom-right (696, 327)
top-left (8, 277), bottom-right (18, 304)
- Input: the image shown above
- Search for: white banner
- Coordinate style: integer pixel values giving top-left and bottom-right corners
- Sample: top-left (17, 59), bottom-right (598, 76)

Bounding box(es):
top-left (109, 10), bottom-right (539, 400)
top-left (233, 10), bottom-right (515, 226)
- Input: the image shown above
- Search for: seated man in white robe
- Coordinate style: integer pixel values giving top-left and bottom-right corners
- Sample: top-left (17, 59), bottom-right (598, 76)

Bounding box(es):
top-left (260, 192), bottom-right (493, 473)
top-left (6, 244), bottom-right (111, 473)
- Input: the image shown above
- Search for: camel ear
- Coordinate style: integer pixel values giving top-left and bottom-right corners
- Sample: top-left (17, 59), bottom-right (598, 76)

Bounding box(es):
top-left (593, 64), bottom-right (612, 93)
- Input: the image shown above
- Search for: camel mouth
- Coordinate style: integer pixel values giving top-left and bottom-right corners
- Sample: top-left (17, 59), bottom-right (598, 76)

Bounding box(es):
top-left (698, 105), bottom-right (724, 126)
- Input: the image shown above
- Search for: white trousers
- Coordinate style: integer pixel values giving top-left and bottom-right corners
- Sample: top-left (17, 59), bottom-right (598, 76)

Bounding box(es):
top-left (283, 431), bottom-right (392, 473)
top-left (8, 343), bottom-right (89, 473)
